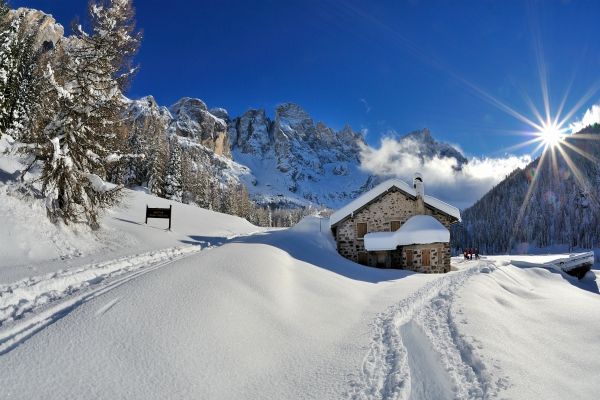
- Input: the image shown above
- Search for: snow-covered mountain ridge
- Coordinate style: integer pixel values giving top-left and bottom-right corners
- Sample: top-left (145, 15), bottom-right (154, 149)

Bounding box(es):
top-left (125, 95), bottom-right (470, 208)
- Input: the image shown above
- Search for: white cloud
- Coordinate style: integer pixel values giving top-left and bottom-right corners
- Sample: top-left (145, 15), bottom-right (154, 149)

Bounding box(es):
top-left (569, 104), bottom-right (600, 133)
top-left (359, 136), bottom-right (531, 209)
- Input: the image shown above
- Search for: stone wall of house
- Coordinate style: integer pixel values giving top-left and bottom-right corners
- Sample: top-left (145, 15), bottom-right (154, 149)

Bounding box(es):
top-left (401, 243), bottom-right (451, 273)
top-left (333, 188), bottom-right (455, 273)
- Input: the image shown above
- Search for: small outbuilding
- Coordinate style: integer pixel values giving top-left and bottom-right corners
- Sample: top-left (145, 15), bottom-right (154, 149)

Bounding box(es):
top-left (329, 173), bottom-right (461, 273)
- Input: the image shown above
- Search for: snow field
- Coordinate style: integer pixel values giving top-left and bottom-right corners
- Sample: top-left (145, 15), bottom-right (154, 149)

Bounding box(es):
top-left (0, 245), bottom-right (201, 326)
top-left (1, 177), bottom-right (599, 400)
top-left (0, 245), bottom-right (201, 354)
top-left (454, 259), bottom-right (600, 400)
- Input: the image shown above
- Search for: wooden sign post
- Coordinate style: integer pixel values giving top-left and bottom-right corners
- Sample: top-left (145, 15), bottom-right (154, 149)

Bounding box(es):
top-left (145, 205), bottom-right (172, 230)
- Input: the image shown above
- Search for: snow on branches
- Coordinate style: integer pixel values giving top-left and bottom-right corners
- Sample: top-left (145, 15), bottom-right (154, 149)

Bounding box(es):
top-left (19, 0), bottom-right (142, 229)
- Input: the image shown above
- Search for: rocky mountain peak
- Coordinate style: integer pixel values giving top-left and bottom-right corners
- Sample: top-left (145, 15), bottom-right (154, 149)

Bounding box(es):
top-left (209, 107), bottom-right (229, 121)
top-left (404, 128), bottom-right (433, 143)
top-left (401, 128), bottom-right (467, 169)
top-left (275, 103), bottom-right (311, 121)
top-left (170, 97), bottom-right (209, 116)
top-left (10, 8), bottom-right (64, 49)
top-left (156, 97), bottom-right (231, 157)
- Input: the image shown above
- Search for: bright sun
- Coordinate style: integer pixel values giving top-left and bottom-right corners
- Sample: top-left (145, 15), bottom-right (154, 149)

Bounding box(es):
top-left (537, 122), bottom-right (564, 147)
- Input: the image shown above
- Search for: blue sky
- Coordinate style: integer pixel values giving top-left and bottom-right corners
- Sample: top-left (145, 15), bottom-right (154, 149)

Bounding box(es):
top-left (12, 0), bottom-right (600, 159)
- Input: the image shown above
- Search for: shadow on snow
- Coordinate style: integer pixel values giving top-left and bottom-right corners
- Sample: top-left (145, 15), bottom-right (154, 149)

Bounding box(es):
top-left (180, 223), bottom-right (416, 284)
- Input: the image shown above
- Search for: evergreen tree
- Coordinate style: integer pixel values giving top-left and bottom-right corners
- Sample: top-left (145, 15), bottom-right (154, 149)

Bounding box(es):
top-left (148, 132), bottom-right (167, 196)
top-left (22, 0), bottom-right (141, 228)
top-left (5, 24), bottom-right (39, 140)
top-left (164, 136), bottom-right (183, 202)
top-left (0, 12), bottom-right (23, 136)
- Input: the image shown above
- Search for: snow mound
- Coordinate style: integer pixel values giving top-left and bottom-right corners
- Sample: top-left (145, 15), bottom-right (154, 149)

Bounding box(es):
top-left (364, 215), bottom-right (450, 251)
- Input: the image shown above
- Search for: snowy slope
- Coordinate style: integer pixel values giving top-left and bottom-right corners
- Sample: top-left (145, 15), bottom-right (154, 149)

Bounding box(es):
top-left (455, 257), bottom-right (600, 400)
top-left (2, 205), bottom-right (600, 399)
top-left (0, 183), bottom-right (260, 283)
top-left (0, 217), bottom-right (443, 399)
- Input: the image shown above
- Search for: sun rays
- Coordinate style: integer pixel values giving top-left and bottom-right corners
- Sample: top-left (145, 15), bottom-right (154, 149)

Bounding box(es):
top-left (505, 85), bottom-right (600, 247)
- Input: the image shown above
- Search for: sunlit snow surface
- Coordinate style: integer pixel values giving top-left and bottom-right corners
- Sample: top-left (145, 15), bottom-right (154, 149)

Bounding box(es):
top-left (2, 137), bottom-right (600, 399)
top-left (1, 206), bottom-right (599, 399)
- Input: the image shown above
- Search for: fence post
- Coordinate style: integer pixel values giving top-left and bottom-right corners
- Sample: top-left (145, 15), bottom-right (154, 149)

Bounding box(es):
top-left (145, 205), bottom-right (148, 224)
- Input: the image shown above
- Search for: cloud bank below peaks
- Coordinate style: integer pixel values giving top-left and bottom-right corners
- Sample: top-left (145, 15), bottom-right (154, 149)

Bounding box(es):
top-left (358, 136), bottom-right (531, 209)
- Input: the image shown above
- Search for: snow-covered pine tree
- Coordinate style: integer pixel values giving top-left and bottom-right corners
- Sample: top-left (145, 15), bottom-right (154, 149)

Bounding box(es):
top-left (148, 129), bottom-right (167, 196)
top-left (194, 168), bottom-right (212, 209)
top-left (164, 136), bottom-right (183, 202)
top-left (123, 124), bottom-right (145, 185)
top-left (0, 12), bottom-right (24, 137)
top-left (22, 0), bottom-right (141, 229)
top-left (5, 24), bottom-right (39, 140)
top-left (0, 0), bottom-right (7, 20)
top-left (0, 1), bottom-right (11, 128)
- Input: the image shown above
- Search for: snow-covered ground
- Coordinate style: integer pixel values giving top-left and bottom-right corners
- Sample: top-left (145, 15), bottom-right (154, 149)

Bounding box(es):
top-left (0, 185), bottom-right (261, 283)
top-left (2, 142), bottom-right (599, 399)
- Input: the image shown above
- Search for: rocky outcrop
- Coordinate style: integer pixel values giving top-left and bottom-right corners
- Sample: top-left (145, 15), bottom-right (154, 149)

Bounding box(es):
top-left (10, 8), bottom-right (64, 49)
top-left (126, 96), bottom-right (172, 133)
top-left (169, 98), bottom-right (231, 157)
top-left (229, 109), bottom-right (271, 154)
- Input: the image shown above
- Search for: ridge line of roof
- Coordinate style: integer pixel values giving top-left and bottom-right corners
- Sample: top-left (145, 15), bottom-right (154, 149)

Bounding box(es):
top-left (329, 178), bottom-right (461, 227)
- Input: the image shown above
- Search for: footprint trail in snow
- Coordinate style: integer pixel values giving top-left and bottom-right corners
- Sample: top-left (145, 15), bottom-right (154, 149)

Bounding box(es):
top-left (349, 261), bottom-right (506, 400)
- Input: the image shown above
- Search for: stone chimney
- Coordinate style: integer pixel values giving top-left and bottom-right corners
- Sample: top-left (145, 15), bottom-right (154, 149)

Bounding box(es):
top-left (413, 172), bottom-right (425, 214)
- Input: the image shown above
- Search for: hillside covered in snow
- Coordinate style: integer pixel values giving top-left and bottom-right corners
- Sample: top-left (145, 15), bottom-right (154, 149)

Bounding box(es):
top-left (453, 124), bottom-right (600, 255)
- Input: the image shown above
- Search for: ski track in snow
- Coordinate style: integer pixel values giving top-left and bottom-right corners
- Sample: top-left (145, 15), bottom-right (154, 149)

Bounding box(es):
top-left (0, 232), bottom-right (257, 355)
top-left (348, 260), bottom-right (504, 400)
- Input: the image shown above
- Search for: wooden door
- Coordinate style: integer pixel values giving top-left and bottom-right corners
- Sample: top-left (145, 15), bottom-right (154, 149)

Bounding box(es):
top-left (358, 252), bottom-right (368, 265)
top-left (422, 249), bottom-right (431, 267)
top-left (405, 249), bottom-right (413, 267)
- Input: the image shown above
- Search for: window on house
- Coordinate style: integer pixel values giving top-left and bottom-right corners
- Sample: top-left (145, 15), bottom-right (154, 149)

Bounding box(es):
top-left (356, 222), bottom-right (367, 239)
top-left (390, 220), bottom-right (401, 231)
top-left (422, 249), bottom-right (431, 267)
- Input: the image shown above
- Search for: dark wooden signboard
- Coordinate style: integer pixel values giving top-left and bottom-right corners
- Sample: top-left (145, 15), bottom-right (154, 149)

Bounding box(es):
top-left (146, 205), bottom-right (172, 230)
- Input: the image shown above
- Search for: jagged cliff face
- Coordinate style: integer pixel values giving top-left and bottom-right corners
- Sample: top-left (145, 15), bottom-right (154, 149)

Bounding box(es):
top-left (124, 96), bottom-right (250, 188)
top-left (170, 98), bottom-right (231, 157)
top-left (229, 102), bottom-right (369, 206)
top-left (9, 8), bottom-right (64, 49)
top-left (126, 96), bottom-right (172, 133)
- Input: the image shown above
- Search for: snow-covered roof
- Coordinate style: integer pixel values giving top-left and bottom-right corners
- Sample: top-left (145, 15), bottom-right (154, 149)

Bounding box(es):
top-left (329, 178), bottom-right (461, 227)
top-left (364, 215), bottom-right (450, 251)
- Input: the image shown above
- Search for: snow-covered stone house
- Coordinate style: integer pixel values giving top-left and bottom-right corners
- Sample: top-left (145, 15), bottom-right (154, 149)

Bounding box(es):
top-left (329, 174), bottom-right (461, 273)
